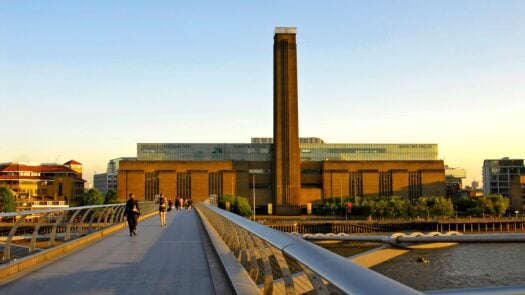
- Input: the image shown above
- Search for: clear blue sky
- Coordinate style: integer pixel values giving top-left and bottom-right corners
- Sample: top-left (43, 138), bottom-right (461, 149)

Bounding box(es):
top-left (1, 1), bottom-right (524, 187)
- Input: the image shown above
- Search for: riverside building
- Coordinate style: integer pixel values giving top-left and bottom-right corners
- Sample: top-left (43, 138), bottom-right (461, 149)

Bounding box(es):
top-left (483, 158), bottom-right (525, 198)
top-left (0, 160), bottom-right (85, 210)
top-left (483, 158), bottom-right (525, 211)
top-left (117, 28), bottom-right (446, 214)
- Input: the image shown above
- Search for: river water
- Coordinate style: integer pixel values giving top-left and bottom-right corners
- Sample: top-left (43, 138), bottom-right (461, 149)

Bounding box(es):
top-left (323, 242), bottom-right (525, 292)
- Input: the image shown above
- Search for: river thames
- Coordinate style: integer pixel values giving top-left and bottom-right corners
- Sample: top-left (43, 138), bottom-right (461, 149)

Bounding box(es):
top-left (324, 242), bottom-right (525, 291)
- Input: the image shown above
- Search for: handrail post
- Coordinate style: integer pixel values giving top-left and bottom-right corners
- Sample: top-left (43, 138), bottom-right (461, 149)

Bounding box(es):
top-left (2, 213), bottom-right (27, 261)
top-left (64, 208), bottom-right (83, 241)
top-left (29, 212), bottom-right (52, 252)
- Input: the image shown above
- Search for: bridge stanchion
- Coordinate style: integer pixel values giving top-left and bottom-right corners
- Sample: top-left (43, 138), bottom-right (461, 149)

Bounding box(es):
top-left (77, 208), bottom-right (93, 237)
top-left (2, 213), bottom-right (27, 261)
top-left (64, 208), bottom-right (83, 241)
top-left (49, 210), bottom-right (66, 247)
top-left (29, 212), bottom-right (52, 252)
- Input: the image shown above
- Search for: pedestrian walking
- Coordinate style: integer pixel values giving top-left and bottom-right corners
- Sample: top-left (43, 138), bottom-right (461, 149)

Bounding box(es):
top-left (168, 199), bottom-right (173, 212)
top-left (124, 193), bottom-right (140, 236)
top-left (157, 193), bottom-right (167, 227)
top-left (174, 198), bottom-right (180, 210)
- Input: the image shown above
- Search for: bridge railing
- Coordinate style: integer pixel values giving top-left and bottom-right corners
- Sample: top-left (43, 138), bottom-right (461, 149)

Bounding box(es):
top-left (0, 201), bottom-right (156, 263)
top-left (195, 202), bottom-right (422, 295)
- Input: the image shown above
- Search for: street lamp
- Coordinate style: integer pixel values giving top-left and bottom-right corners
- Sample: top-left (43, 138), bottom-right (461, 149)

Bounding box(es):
top-left (340, 178), bottom-right (343, 206)
top-left (252, 174), bottom-right (256, 221)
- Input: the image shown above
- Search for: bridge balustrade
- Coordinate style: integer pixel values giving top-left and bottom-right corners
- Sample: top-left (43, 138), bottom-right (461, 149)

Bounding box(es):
top-left (195, 202), bottom-right (421, 295)
top-left (0, 202), bottom-right (156, 263)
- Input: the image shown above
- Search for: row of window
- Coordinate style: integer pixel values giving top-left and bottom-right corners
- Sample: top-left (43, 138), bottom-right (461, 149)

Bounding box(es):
top-left (141, 171), bottom-right (425, 198)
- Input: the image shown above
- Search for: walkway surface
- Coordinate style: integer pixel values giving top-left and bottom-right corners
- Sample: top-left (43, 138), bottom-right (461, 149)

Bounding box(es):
top-left (0, 209), bottom-right (233, 295)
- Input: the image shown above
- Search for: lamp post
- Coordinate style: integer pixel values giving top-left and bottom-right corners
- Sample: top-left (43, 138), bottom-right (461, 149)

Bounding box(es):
top-left (252, 174), bottom-right (256, 221)
top-left (340, 178), bottom-right (343, 206)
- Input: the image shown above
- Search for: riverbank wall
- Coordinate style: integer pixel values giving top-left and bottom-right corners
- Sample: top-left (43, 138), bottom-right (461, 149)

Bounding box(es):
top-left (260, 217), bottom-right (525, 234)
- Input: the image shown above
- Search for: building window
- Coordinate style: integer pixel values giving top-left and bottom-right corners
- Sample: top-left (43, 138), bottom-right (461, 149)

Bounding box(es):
top-left (177, 172), bottom-right (191, 199)
top-left (379, 172), bottom-right (392, 197)
top-left (145, 171), bottom-right (159, 201)
top-left (209, 172), bottom-right (223, 197)
top-left (349, 172), bottom-right (362, 197)
top-left (409, 171), bottom-right (422, 200)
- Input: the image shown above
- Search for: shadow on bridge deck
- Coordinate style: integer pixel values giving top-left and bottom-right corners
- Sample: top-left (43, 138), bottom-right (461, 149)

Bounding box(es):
top-left (0, 210), bottom-right (233, 295)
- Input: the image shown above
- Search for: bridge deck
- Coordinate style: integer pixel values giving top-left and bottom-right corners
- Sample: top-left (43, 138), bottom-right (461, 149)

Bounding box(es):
top-left (0, 209), bottom-right (233, 295)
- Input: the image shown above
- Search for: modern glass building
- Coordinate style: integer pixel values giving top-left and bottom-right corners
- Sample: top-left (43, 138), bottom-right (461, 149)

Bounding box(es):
top-left (138, 143), bottom-right (272, 161)
top-left (483, 158), bottom-right (525, 197)
top-left (137, 141), bottom-right (438, 162)
top-left (93, 157), bottom-right (136, 195)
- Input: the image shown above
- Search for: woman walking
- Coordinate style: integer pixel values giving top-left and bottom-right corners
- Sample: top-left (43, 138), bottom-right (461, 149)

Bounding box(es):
top-left (157, 193), bottom-right (167, 227)
top-left (124, 193), bottom-right (140, 236)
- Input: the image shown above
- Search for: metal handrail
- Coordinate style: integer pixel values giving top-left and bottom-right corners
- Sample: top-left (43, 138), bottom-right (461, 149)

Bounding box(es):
top-left (195, 202), bottom-right (422, 295)
top-left (0, 202), bottom-right (156, 262)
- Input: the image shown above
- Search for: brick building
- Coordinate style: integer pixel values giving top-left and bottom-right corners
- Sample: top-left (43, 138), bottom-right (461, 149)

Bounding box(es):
top-left (117, 28), bottom-right (445, 214)
top-left (0, 160), bottom-right (85, 210)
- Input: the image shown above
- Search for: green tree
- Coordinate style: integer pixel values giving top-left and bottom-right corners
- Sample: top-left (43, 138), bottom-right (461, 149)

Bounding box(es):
top-left (414, 197), bottom-right (430, 219)
top-left (453, 196), bottom-right (477, 212)
top-left (487, 195), bottom-right (509, 217)
top-left (82, 188), bottom-right (104, 206)
top-left (104, 190), bottom-right (119, 204)
top-left (219, 194), bottom-right (253, 218)
top-left (0, 187), bottom-right (16, 212)
top-left (388, 196), bottom-right (409, 218)
top-left (429, 196), bottom-right (454, 218)
top-left (480, 197), bottom-right (495, 216)
top-left (467, 206), bottom-right (483, 217)
top-left (234, 196), bottom-right (253, 218)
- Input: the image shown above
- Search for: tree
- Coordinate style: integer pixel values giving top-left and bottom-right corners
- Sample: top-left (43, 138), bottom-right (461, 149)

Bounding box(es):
top-left (453, 196), bottom-right (477, 212)
top-left (82, 188), bottom-right (104, 206)
top-left (104, 190), bottom-right (119, 204)
top-left (389, 197), bottom-right (409, 218)
top-left (219, 194), bottom-right (253, 218)
top-left (0, 187), bottom-right (16, 212)
top-left (487, 195), bottom-right (509, 217)
top-left (429, 196), bottom-right (454, 218)
top-left (414, 197), bottom-right (430, 219)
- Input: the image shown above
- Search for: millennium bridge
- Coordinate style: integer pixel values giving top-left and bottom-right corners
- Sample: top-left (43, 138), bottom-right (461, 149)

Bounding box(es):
top-left (1, 202), bottom-right (524, 295)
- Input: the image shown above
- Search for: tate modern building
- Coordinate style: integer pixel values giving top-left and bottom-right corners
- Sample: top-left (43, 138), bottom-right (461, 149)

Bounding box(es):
top-left (117, 28), bottom-right (445, 214)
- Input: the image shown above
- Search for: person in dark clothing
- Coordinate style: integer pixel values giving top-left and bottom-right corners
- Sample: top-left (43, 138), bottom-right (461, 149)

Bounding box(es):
top-left (124, 193), bottom-right (140, 236)
top-left (168, 199), bottom-right (173, 212)
top-left (157, 193), bottom-right (167, 227)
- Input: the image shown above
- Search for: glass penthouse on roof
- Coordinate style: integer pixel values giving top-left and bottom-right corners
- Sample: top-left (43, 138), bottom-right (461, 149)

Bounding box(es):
top-left (137, 141), bottom-right (438, 162)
